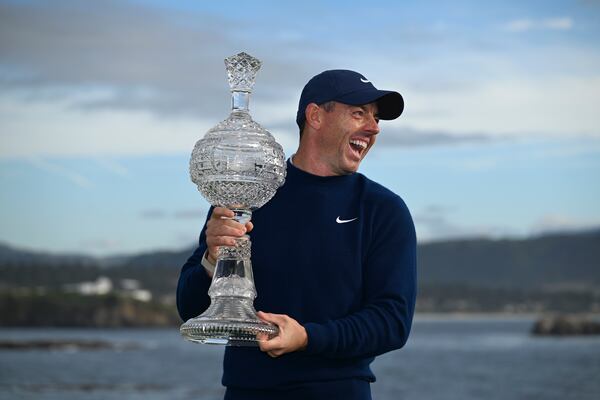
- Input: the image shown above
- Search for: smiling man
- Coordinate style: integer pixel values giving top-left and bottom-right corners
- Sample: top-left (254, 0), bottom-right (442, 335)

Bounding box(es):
top-left (177, 69), bottom-right (417, 400)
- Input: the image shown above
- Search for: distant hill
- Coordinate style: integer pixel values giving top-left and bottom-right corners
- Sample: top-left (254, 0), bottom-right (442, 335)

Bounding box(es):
top-left (1, 230), bottom-right (599, 289)
top-left (1, 229), bottom-right (599, 302)
top-left (0, 243), bottom-right (98, 266)
top-left (418, 230), bottom-right (600, 290)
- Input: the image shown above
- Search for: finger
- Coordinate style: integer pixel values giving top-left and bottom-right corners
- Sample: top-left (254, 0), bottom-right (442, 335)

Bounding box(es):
top-left (258, 336), bottom-right (270, 351)
top-left (257, 311), bottom-right (290, 324)
top-left (207, 217), bottom-right (247, 231)
top-left (259, 336), bottom-right (282, 352)
top-left (256, 332), bottom-right (269, 342)
top-left (208, 217), bottom-right (245, 227)
top-left (245, 221), bottom-right (254, 232)
top-left (207, 223), bottom-right (246, 237)
top-left (211, 207), bottom-right (234, 219)
top-left (206, 236), bottom-right (238, 248)
top-left (257, 311), bottom-right (289, 327)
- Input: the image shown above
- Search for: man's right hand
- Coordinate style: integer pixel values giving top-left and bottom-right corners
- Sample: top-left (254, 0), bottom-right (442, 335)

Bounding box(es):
top-left (205, 207), bottom-right (254, 264)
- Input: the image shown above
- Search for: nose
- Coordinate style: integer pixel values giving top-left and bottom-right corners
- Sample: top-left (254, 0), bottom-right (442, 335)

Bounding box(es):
top-left (365, 113), bottom-right (380, 134)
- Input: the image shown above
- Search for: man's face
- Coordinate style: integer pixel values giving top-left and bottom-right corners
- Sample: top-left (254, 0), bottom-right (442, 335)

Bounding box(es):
top-left (317, 101), bottom-right (380, 175)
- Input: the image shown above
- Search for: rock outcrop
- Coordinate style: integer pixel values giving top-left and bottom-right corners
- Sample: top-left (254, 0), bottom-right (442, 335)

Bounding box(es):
top-left (532, 314), bottom-right (600, 336)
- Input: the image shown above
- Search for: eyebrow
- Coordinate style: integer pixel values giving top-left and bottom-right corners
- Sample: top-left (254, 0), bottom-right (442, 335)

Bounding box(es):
top-left (358, 105), bottom-right (379, 118)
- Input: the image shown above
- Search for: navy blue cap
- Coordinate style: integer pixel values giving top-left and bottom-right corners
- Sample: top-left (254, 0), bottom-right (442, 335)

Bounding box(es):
top-left (296, 69), bottom-right (404, 128)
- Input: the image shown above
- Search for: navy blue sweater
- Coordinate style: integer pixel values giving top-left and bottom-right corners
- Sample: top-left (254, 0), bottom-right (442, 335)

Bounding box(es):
top-left (177, 159), bottom-right (417, 389)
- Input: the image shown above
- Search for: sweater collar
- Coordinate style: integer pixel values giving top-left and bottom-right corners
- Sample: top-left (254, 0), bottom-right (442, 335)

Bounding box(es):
top-left (286, 156), bottom-right (356, 184)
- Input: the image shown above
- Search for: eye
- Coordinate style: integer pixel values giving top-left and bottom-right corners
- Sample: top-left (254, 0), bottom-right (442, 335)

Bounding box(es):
top-left (352, 110), bottom-right (364, 118)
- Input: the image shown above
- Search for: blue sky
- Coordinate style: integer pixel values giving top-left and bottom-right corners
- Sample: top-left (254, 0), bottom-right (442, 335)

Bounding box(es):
top-left (1, 0), bottom-right (599, 256)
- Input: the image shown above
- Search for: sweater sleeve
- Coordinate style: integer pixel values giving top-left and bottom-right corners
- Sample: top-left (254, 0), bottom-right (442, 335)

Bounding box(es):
top-left (303, 195), bottom-right (417, 359)
top-left (176, 209), bottom-right (214, 322)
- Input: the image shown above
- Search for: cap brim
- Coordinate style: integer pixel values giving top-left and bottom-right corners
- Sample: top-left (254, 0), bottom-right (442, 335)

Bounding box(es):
top-left (335, 89), bottom-right (404, 120)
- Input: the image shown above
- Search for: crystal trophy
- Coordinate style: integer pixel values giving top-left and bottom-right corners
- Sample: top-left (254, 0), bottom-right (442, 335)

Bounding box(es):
top-left (180, 52), bottom-right (286, 346)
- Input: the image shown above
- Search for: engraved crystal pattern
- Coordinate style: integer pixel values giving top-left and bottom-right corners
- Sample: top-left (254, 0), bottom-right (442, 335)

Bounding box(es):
top-left (225, 52), bottom-right (261, 92)
top-left (180, 52), bottom-right (286, 346)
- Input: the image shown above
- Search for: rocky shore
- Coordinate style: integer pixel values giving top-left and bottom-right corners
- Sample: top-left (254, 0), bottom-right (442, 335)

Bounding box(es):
top-left (532, 314), bottom-right (600, 336)
top-left (0, 292), bottom-right (180, 328)
top-left (0, 339), bottom-right (140, 350)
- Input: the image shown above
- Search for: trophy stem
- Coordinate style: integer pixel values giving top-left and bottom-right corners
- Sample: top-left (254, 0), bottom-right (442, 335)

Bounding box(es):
top-left (180, 227), bottom-right (279, 346)
top-left (231, 91), bottom-right (250, 113)
top-left (229, 208), bottom-right (252, 225)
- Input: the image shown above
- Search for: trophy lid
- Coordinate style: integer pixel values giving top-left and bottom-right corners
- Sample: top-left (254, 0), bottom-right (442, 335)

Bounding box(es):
top-left (225, 52), bottom-right (262, 93)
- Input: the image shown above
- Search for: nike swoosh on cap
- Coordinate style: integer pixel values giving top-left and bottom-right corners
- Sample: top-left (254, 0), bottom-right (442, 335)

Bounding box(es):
top-left (360, 78), bottom-right (370, 83)
top-left (336, 216), bottom-right (358, 224)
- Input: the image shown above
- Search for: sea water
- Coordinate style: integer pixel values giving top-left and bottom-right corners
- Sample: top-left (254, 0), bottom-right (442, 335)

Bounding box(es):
top-left (1, 316), bottom-right (599, 400)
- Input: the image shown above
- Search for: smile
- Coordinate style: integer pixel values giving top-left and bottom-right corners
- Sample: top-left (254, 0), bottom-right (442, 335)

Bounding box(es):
top-left (349, 139), bottom-right (368, 157)
top-left (349, 139), bottom-right (367, 151)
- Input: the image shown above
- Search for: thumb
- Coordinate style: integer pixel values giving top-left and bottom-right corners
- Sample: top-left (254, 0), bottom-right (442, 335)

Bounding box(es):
top-left (258, 335), bottom-right (282, 352)
top-left (257, 311), bottom-right (287, 327)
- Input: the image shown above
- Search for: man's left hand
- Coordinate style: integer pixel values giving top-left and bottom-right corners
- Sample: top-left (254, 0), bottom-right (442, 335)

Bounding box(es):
top-left (256, 311), bottom-right (308, 358)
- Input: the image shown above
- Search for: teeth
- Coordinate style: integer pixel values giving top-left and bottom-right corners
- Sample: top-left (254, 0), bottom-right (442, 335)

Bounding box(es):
top-left (350, 139), bottom-right (367, 149)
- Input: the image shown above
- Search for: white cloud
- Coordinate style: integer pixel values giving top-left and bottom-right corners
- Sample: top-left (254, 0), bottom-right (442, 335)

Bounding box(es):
top-left (173, 209), bottom-right (208, 219)
top-left (504, 17), bottom-right (573, 32)
top-left (543, 17), bottom-right (574, 30)
top-left (505, 19), bottom-right (534, 32)
top-left (3, 72), bottom-right (599, 158)
top-left (415, 209), bottom-right (600, 243)
top-left (140, 209), bottom-right (167, 219)
top-left (529, 214), bottom-right (600, 235)
top-left (78, 238), bottom-right (123, 252)
top-left (0, 2), bottom-right (598, 160)
top-left (26, 156), bottom-right (93, 188)
top-left (376, 126), bottom-right (492, 148)
top-left (0, 89), bottom-right (296, 158)
top-left (403, 76), bottom-right (600, 137)
top-left (414, 205), bottom-right (519, 242)
top-left (139, 208), bottom-right (208, 220)
top-left (93, 157), bottom-right (132, 179)
top-left (0, 90), bottom-right (209, 158)
top-left (0, 1), bottom-right (313, 119)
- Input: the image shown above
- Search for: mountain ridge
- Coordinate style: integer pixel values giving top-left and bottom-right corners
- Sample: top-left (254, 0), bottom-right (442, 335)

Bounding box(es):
top-left (1, 229), bottom-right (598, 291)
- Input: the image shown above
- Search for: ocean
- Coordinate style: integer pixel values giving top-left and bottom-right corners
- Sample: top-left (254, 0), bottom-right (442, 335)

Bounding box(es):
top-left (1, 316), bottom-right (599, 400)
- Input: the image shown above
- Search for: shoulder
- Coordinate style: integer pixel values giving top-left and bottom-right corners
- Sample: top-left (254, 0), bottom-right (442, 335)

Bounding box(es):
top-left (356, 173), bottom-right (415, 238)
top-left (356, 173), bottom-right (410, 213)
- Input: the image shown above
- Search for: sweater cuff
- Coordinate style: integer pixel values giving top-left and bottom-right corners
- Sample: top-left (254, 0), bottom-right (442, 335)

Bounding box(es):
top-left (201, 250), bottom-right (216, 275)
top-left (303, 322), bottom-right (330, 355)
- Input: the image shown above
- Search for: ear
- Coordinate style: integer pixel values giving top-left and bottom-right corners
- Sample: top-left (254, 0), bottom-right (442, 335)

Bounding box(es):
top-left (304, 103), bottom-right (322, 130)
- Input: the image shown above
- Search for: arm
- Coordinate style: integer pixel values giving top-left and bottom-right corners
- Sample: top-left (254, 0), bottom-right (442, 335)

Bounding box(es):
top-left (259, 196), bottom-right (417, 359)
top-left (176, 207), bottom-right (254, 322)
top-left (176, 210), bottom-right (212, 322)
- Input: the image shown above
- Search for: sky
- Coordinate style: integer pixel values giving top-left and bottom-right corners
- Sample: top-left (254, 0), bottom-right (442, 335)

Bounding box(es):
top-left (1, 0), bottom-right (599, 256)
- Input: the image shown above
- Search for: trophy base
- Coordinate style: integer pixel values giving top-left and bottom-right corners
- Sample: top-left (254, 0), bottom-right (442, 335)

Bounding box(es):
top-left (180, 317), bottom-right (278, 346)
top-left (179, 296), bottom-right (278, 346)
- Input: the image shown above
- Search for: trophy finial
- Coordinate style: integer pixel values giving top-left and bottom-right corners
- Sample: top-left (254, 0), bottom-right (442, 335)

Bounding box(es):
top-left (224, 52), bottom-right (262, 93)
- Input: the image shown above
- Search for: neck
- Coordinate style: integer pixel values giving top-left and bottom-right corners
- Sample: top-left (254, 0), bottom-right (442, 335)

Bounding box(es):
top-left (292, 148), bottom-right (339, 177)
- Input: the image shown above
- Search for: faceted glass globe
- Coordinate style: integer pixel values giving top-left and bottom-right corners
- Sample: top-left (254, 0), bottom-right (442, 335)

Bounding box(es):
top-left (189, 112), bottom-right (286, 210)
